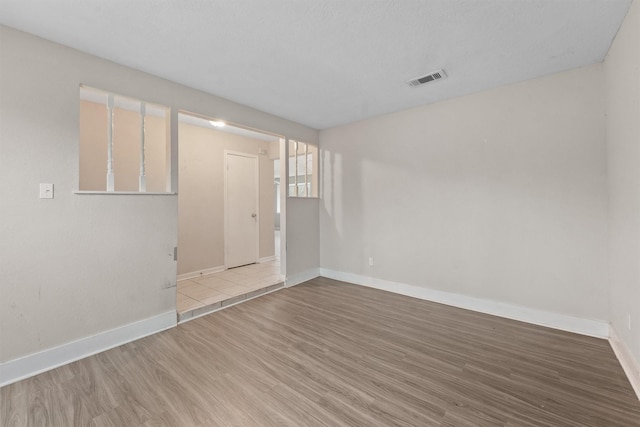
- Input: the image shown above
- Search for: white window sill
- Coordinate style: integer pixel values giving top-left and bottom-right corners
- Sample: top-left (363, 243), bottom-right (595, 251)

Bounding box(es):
top-left (74, 191), bottom-right (177, 195)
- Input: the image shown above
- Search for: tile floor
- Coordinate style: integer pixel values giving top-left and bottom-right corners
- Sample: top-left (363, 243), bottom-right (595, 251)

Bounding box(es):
top-left (177, 260), bottom-right (284, 322)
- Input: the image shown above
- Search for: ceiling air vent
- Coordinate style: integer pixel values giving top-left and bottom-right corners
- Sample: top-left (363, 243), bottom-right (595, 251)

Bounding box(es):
top-left (406, 69), bottom-right (447, 87)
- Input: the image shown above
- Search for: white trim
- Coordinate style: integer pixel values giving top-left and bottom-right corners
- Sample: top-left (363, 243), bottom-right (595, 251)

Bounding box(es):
top-left (0, 311), bottom-right (176, 387)
top-left (177, 265), bottom-right (225, 281)
top-left (609, 326), bottom-right (640, 400)
top-left (259, 255), bottom-right (276, 264)
top-left (286, 268), bottom-right (320, 288)
top-left (319, 269), bottom-right (610, 339)
top-left (279, 138), bottom-right (287, 279)
top-left (74, 191), bottom-right (176, 195)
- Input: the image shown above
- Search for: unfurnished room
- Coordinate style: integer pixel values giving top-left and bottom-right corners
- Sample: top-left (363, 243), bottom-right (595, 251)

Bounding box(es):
top-left (1, 1), bottom-right (639, 426)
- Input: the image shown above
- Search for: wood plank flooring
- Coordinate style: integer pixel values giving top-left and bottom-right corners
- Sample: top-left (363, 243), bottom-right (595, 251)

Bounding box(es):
top-left (2, 277), bottom-right (639, 426)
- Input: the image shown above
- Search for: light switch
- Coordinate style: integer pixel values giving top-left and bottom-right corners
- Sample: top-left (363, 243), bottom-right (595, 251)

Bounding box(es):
top-left (39, 183), bottom-right (54, 199)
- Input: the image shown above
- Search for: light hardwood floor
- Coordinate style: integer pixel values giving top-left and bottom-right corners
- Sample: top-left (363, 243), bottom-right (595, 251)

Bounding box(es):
top-left (2, 277), bottom-right (639, 426)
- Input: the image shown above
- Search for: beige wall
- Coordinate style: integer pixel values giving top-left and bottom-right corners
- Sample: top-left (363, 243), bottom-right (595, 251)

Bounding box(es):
top-left (79, 100), bottom-right (167, 192)
top-left (605, 0), bottom-right (640, 370)
top-left (0, 25), bottom-right (317, 365)
top-left (320, 64), bottom-right (609, 322)
top-left (178, 123), bottom-right (276, 276)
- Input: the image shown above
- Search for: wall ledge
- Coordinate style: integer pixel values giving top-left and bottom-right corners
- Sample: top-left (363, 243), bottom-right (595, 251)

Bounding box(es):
top-left (74, 191), bottom-right (177, 195)
top-left (0, 311), bottom-right (176, 387)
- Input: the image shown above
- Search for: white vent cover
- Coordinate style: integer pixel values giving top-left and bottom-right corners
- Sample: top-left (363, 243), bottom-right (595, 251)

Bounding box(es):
top-left (406, 69), bottom-right (447, 87)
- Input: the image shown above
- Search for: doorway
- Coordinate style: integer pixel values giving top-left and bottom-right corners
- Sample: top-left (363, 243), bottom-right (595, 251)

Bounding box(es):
top-left (225, 152), bottom-right (259, 268)
top-left (175, 113), bottom-right (285, 321)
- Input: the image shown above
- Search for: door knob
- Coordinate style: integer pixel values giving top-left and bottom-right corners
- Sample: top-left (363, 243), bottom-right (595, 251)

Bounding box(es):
top-left (251, 213), bottom-right (257, 218)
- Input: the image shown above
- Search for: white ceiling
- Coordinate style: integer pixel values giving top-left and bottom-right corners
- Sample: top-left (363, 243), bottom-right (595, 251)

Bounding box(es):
top-left (0, 0), bottom-right (632, 129)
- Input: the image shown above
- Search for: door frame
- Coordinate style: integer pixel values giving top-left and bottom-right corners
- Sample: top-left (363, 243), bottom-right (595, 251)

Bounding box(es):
top-left (223, 150), bottom-right (260, 269)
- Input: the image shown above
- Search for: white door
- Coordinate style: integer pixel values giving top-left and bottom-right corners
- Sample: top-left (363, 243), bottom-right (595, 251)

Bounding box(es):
top-left (225, 152), bottom-right (258, 268)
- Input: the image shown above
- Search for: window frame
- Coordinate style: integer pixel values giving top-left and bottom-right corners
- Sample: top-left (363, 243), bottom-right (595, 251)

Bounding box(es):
top-left (76, 85), bottom-right (175, 195)
top-left (287, 139), bottom-right (319, 199)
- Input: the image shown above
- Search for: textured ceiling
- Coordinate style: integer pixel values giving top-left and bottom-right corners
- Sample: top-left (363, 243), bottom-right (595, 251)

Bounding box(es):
top-left (0, 0), bottom-right (632, 129)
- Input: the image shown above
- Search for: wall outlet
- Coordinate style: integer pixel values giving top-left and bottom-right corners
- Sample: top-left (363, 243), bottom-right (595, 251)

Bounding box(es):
top-left (368, 257), bottom-right (374, 267)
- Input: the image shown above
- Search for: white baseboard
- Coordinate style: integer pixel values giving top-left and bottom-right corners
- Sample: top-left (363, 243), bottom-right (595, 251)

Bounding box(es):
top-left (259, 256), bottom-right (277, 264)
top-left (609, 327), bottom-right (640, 400)
top-left (0, 311), bottom-right (176, 387)
top-left (319, 269), bottom-right (610, 339)
top-left (177, 265), bottom-right (225, 281)
top-left (286, 268), bottom-right (320, 288)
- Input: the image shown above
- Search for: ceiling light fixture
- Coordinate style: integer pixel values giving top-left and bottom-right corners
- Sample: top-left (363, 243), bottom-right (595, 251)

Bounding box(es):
top-left (209, 120), bottom-right (226, 127)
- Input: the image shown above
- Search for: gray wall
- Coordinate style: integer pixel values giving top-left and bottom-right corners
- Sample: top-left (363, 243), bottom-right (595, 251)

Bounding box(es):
top-left (286, 198), bottom-right (320, 281)
top-left (605, 0), bottom-right (640, 373)
top-left (319, 64), bottom-right (609, 322)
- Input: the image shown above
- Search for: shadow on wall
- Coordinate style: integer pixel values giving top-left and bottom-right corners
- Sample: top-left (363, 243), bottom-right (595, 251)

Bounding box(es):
top-left (321, 148), bottom-right (364, 274)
